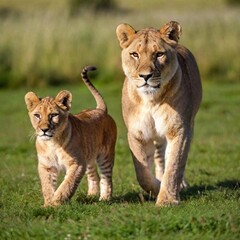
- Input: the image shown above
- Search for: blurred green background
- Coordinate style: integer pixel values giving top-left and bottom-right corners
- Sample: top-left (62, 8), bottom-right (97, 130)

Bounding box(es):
top-left (0, 0), bottom-right (239, 88)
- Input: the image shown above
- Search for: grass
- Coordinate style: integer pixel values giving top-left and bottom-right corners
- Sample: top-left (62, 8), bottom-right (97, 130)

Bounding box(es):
top-left (0, 0), bottom-right (239, 239)
top-left (0, 0), bottom-right (239, 87)
top-left (0, 80), bottom-right (240, 239)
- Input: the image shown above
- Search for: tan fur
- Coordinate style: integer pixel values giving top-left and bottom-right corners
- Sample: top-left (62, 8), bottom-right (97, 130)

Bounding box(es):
top-left (116, 21), bottom-right (202, 206)
top-left (25, 67), bottom-right (117, 207)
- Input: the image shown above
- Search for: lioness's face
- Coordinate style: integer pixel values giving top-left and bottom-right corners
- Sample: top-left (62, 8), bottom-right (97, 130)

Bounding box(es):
top-left (116, 22), bottom-right (181, 95)
top-left (25, 91), bottom-right (72, 141)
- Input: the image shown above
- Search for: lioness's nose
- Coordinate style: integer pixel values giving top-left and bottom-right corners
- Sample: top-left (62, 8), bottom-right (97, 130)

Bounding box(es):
top-left (139, 73), bottom-right (153, 81)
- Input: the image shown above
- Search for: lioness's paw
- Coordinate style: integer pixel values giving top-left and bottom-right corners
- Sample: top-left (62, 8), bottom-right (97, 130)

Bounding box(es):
top-left (43, 201), bottom-right (60, 207)
top-left (155, 189), bottom-right (180, 207)
top-left (180, 179), bottom-right (189, 190)
top-left (155, 199), bottom-right (179, 207)
top-left (43, 203), bottom-right (52, 208)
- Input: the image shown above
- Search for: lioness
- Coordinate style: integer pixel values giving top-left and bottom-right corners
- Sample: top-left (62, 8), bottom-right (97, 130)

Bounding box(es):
top-left (25, 66), bottom-right (117, 207)
top-left (116, 21), bottom-right (202, 206)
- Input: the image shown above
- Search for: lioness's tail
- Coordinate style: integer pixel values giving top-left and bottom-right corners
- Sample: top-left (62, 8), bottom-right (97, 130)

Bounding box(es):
top-left (81, 66), bottom-right (107, 112)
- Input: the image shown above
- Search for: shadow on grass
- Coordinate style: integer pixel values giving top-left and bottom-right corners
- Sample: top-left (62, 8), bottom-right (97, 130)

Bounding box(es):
top-left (216, 179), bottom-right (240, 189)
top-left (114, 179), bottom-right (240, 204)
top-left (112, 191), bottom-right (156, 204)
top-left (181, 179), bottom-right (240, 200)
top-left (75, 191), bottom-right (155, 205)
top-left (74, 179), bottom-right (239, 205)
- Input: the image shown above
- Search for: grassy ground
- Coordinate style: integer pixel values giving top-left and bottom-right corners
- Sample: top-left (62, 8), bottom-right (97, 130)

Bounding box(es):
top-left (0, 80), bottom-right (239, 239)
top-left (0, 0), bottom-right (239, 239)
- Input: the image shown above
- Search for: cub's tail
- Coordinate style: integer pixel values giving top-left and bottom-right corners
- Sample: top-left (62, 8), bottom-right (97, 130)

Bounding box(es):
top-left (81, 66), bottom-right (107, 113)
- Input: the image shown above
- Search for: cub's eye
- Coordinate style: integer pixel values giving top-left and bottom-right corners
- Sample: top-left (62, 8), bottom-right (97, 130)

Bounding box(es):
top-left (130, 52), bottom-right (139, 58)
top-left (50, 113), bottom-right (59, 119)
top-left (156, 52), bottom-right (165, 58)
top-left (34, 113), bottom-right (41, 119)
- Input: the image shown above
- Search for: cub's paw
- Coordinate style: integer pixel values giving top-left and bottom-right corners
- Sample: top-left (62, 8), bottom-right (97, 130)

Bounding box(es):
top-left (43, 200), bottom-right (55, 208)
top-left (99, 194), bottom-right (111, 201)
top-left (87, 181), bottom-right (99, 196)
top-left (51, 196), bottom-right (65, 206)
top-left (43, 201), bottom-right (60, 207)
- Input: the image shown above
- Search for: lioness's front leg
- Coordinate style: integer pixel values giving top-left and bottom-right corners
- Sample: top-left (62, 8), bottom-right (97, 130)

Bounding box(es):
top-left (51, 163), bottom-right (86, 206)
top-left (154, 139), bottom-right (166, 181)
top-left (156, 130), bottom-right (191, 206)
top-left (154, 140), bottom-right (189, 189)
top-left (128, 133), bottom-right (160, 197)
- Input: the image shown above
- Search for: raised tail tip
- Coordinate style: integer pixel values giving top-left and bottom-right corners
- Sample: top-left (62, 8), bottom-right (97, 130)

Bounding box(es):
top-left (83, 66), bottom-right (97, 73)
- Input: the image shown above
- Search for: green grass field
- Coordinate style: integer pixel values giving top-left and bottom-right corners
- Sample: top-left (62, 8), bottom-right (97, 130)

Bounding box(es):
top-left (0, 80), bottom-right (239, 239)
top-left (0, 0), bottom-right (240, 239)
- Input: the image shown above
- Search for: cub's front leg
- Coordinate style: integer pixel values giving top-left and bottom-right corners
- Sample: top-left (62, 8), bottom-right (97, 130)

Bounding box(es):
top-left (38, 163), bottom-right (58, 207)
top-left (51, 162), bottom-right (86, 206)
top-left (156, 129), bottom-right (191, 206)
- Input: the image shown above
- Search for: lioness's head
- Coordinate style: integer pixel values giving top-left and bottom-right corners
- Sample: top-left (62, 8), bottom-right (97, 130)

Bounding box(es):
top-left (25, 90), bottom-right (72, 141)
top-left (116, 21), bottom-right (181, 95)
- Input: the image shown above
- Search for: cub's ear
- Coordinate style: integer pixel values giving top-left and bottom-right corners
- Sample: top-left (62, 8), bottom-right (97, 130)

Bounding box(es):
top-left (116, 23), bottom-right (136, 49)
top-left (24, 92), bottom-right (40, 112)
top-left (55, 90), bottom-right (72, 111)
top-left (160, 21), bottom-right (182, 45)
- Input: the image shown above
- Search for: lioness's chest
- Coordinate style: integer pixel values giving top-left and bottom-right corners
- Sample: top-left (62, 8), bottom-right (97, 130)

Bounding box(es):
top-left (128, 103), bottom-right (178, 140)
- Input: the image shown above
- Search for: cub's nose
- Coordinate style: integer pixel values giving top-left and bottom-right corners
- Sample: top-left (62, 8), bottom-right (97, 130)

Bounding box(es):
top-left (41, 128), bottom-right (49, 134)
top-left (139, 73), bottom-right (153, 82)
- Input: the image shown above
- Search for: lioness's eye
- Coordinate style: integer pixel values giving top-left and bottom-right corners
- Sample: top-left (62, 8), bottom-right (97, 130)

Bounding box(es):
top-left (34, 113), bottom-right (41, 119)
top-left (130, 52), bottom-right (139, 58)
top-left (156, 52), bottom-right (165, 58)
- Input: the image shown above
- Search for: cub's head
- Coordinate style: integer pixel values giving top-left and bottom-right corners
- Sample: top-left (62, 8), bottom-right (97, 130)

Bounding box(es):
top-left (25, 90), bottom-right (72, 141)
top-left (116, 21), bottom-right (181, 95)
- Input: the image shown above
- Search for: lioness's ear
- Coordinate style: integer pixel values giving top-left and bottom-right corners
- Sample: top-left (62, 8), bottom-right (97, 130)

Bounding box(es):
top-left (55, 90), bottom-right (72, 111)
top-left (160, 21), bottom-right (182, 44)
top-left (116, 23), bottom-right (136, 49)
top-left (25, 92), bottom-right (40, 112)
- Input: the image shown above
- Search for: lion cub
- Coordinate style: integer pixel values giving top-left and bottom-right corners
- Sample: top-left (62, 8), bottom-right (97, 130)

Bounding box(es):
top-left (25, 66), bottom-right (117, 207)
